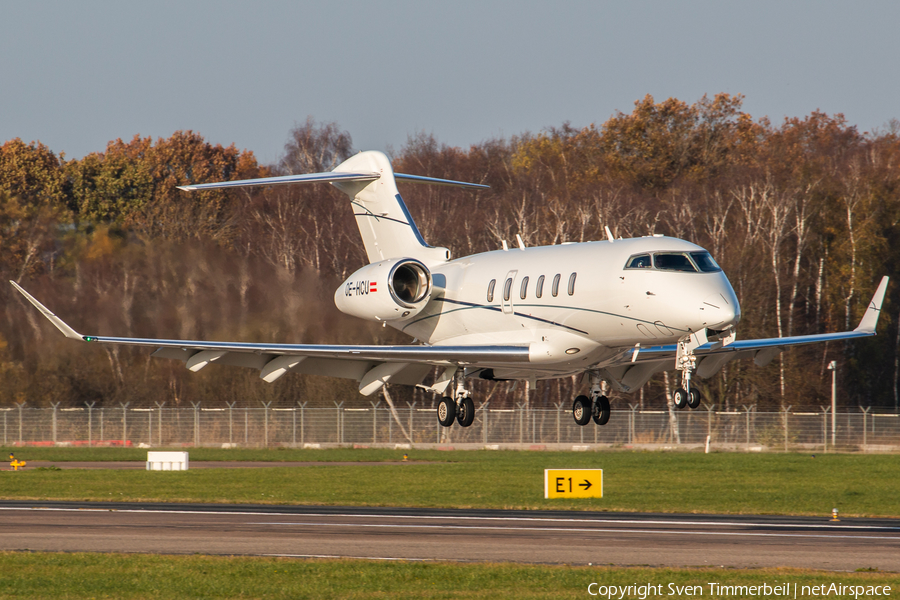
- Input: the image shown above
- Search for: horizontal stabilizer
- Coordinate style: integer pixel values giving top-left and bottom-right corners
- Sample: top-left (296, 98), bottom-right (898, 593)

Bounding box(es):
top-left (178, 171), bottom-right (379, 191)
top-left (178, 171), bottom-right (489, 192)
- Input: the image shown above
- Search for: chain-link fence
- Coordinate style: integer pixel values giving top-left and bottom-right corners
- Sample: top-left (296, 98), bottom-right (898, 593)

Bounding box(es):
top-left (2, 403), bottom-right (899, 452)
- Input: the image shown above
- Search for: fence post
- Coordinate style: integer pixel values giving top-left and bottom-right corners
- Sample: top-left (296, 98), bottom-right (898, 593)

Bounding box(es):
top-left (516, 402), bottom-right (525, 444)
top-left (261, 401), bottom-right (272, 448)
top-left (225, 401), bottom-right (235, 445)
top-left (292, 407), bottom-right (297, 446)
top-left (820, 406), bottom-right (830, 452)
top-left (120, 402), bottom-right (130, 446)
top-left (334, 402), bottom-right (344, 444)
top-left (861, 406), bottom-right (871, 451)
top-left (481, 401), bottom-right (490, 444)
top-left (782, 405), bottom-right (792, 452)
top-left (406, 402), bottom-right (416, 443)
top-left (629, 404), bottom-right (639, 444)
top-left (85, 401), bottom-right (95, 446)
top-left (298, 402), bottom-right (307, 445)
top-left (371, 400), bottom-right (381, 444)
top-left (2, 409), bottom-right (6, 445)
top-left (17, 401), bottom-right (25, 445)
top-left (99, 407), bottom-right (104, 442)
top-left (741, 405), bottom-right (751, 448)
top-left (50, 402), bottom-right (60, 444)
top-left (154, 402), bottom-right (165, 447)
top-left (191, 401), bottom-right (201, 447)
top-left (554, 402), bottom-right (563, 444)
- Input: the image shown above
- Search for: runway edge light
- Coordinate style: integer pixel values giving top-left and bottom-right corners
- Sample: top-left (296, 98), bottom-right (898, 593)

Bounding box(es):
top-left (544, 469), bottom-right (603, 499)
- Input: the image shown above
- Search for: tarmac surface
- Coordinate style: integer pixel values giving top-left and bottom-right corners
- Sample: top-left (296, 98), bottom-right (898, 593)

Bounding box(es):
top-left (23, 461), bottom-right (418, 469)
top-left (0, 501), bottom-right (897, 570)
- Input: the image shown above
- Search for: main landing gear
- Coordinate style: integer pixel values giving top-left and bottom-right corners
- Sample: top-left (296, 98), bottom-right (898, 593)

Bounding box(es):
top-left (672, 335), bottom-right (702, 410)
top-left (573, 372), bottom-right (611, 426)
top-left (437, 380), bottom-right (475, 428)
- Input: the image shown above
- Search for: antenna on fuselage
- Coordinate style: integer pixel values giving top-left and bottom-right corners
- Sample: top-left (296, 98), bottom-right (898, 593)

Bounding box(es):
top-left (516, 234), bottom-right (526, 250)
top-left (605, 226), bottom-right (615, 243)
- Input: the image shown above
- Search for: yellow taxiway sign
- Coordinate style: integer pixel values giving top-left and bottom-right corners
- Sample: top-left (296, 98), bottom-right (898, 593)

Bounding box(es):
top-left (544, 469), bottom-right (603, 498)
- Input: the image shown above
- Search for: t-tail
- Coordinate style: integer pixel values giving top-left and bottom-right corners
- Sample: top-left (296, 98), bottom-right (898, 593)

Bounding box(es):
top-left (178, 150), bottom-right (488, 265)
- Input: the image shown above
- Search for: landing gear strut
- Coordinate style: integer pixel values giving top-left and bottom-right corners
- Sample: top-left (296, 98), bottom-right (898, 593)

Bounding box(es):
top-left (673, 332), bottom-right (704, 410)
top-left (573, 371), bottom-right (610, 426)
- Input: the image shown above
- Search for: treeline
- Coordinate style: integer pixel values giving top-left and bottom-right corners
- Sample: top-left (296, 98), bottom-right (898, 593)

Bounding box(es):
top-left (2, 98), bottom-right (899, 412)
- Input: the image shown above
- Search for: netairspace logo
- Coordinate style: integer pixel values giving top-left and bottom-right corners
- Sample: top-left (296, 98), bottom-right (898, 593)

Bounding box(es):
top-left (586, 582), bottom-right (892, 599)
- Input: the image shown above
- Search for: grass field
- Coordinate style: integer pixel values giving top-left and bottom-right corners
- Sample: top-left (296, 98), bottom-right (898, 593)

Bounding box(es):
top-left (0, 552), bottom-right (897, 600)
top-left (1, 446), bottom-right (897, 517)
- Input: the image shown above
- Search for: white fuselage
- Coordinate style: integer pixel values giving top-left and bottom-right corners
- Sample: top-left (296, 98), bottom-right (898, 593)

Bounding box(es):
top-left (388, 236), bottom-right (740, 378)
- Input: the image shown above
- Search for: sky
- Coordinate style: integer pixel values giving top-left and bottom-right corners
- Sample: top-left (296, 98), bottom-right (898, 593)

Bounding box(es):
top-left (2, 1), bottom-right (899, 166)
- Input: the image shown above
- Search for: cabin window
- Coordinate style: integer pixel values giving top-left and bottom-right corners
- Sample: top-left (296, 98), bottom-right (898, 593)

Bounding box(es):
top-left (536, 275), bottom-right (544, 298)
top-left (520, 276), bottom-right (529, 300)
top-left (625, 254), bottom-right (652, 269)
top-left (487, 279), bottom-right (496, 302)
top-left (551, 274), bottom-right (561, 297)
top-left (568, 272), bottom-right (577, 295)
top-left (654, 253), bottom-right (697, 272)
top-left (503, 277), bottom-right (513, 301)
top-left (690, 252), bottom-right (722, 272)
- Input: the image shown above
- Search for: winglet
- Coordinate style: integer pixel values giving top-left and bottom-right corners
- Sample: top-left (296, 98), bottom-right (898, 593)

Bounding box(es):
top-left (854, 276), bottom-right (889, 334)
top-left (9, 281), bottom-right (85, 341)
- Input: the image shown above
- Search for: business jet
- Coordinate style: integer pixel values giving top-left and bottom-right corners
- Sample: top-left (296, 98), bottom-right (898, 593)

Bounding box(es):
top-left (11, 150), bottom-right (888, 428)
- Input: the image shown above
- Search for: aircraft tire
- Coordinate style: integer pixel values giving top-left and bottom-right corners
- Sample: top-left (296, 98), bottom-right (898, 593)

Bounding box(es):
top-left (688, 389), bottom-right (701, 409)
top-left (573, 395), bottom-right (591, 426)
top-left (592, 395), bottom-right (611, 425)
top-left (438, 397), bottom-right (456, 427)
top-left (673, 388), bottom-right (688, 409)
top-left (457, 397), bottom-right (475, 427)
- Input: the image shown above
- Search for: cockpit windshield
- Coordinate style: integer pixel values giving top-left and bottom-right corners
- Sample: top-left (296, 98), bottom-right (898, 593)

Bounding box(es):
top-left (624, 251), bottom-right (722, 273)
top-left (625, 254), bottom-right (652, 269)
top-left (654, 253), bottom-right (697, 272)
top-left (690, 252), bottom-right (722, 272)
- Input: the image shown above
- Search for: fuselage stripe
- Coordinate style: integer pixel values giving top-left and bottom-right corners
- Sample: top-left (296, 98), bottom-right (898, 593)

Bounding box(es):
top-left (405, 298), bottom-right (589, 335)
top-left (404, 297), bottom-right (689, 338)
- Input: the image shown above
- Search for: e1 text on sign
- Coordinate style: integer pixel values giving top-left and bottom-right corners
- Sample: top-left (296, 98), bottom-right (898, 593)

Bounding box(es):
top-left (544, 469), bottom-right (603, 499)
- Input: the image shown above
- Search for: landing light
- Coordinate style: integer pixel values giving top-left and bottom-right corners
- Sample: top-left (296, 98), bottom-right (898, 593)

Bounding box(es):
top-left (565, 348), bottom-right (581, 355)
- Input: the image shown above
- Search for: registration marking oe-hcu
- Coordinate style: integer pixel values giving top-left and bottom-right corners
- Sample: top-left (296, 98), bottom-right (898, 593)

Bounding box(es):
top-left (345, 281), bottom-right (378, 296)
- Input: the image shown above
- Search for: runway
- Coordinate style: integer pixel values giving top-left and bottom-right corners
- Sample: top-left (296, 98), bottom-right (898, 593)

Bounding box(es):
top-left (0, 501), bottom-right (897, 570)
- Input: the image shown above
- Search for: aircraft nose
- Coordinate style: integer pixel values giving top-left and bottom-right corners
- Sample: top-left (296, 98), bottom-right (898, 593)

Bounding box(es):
top-left (700, 292), bottom-right (740, 330)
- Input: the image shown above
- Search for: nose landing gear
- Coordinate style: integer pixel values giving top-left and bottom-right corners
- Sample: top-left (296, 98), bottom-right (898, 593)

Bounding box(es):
top-left (672, 331), bottom-right (706, 411)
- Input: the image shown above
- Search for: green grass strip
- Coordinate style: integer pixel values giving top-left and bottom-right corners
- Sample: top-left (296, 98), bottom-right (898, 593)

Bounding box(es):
top-left (0, 552), bottom-right (896, 599)
top-left (1, 448), bottom-right (898, 517)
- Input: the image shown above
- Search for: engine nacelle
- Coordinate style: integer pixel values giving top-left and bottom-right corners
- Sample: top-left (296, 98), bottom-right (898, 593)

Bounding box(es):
top-left (334, 258), bottom-right (433, 322)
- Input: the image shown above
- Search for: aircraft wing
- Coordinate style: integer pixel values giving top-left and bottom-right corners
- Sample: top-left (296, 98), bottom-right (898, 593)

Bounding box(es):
top-left (602, 276), bottom-right (889, 392)
top-left (9, 281), bottom-right (528, 395)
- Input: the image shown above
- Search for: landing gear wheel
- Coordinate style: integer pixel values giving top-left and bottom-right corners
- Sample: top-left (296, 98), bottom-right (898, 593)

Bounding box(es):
top-left (573, 395), bottom-right (591, 426)
top-left (688, 389), bottom-right (701, 410)
top-left (437, 397), bottom-right (456, 427)
top-left (457, 397), bottom-right (475, 427)
top-left (592, 395), bottom-right (610, 425)
top-left (673, 388), bottom-right (688, 409)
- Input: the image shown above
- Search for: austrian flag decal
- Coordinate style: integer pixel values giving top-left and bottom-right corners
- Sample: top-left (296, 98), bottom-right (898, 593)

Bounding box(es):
top-left (370, 282), bottom-right (377, 292)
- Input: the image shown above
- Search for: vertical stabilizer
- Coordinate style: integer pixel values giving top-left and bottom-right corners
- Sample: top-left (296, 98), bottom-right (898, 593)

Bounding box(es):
top-left (332, 151), bottom-right (449, 265)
